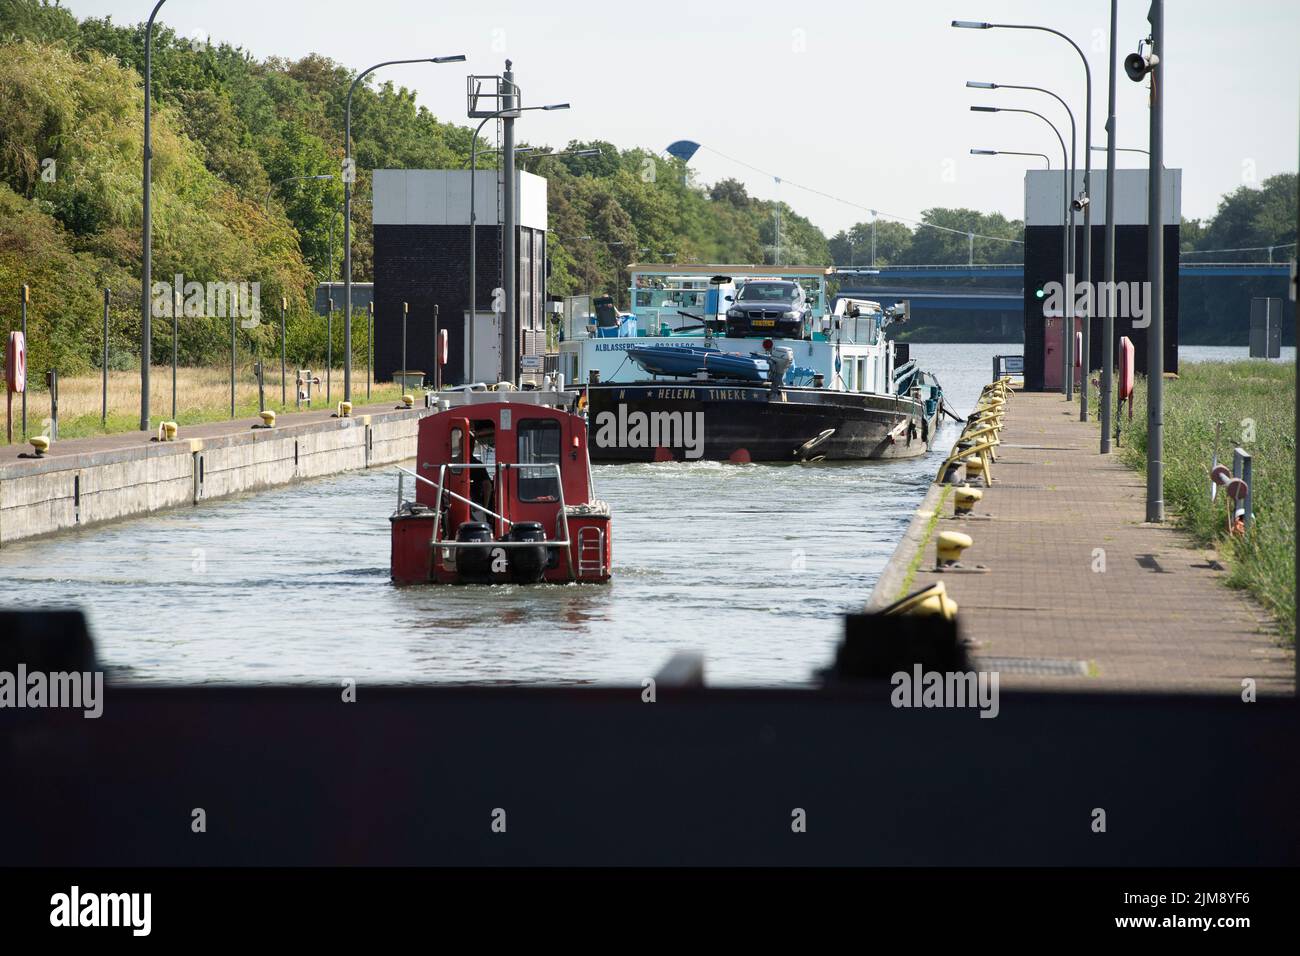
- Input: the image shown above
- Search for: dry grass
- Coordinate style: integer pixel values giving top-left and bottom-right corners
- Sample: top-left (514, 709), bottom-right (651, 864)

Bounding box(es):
top-left (3, 365), bottom-right (405, 443)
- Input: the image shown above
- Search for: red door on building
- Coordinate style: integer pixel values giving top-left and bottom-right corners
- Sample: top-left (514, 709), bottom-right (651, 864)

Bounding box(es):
top-left (1043, 312), bottom-right (1063, 390)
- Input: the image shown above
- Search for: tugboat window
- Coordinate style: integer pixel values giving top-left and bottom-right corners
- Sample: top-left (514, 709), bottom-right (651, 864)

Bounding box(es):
top-left (517, 420), bottom-right (562, 501)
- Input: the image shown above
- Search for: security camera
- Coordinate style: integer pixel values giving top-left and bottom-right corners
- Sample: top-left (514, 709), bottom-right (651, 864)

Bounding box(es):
top-left (1125, 40), bottom-right (1159, 82)
top-left (1071, 195), bottom-right (1090, 212)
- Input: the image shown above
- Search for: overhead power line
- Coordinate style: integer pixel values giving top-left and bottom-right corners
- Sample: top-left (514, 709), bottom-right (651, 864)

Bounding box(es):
top-left (696, 144), bottom-right (1025, 246)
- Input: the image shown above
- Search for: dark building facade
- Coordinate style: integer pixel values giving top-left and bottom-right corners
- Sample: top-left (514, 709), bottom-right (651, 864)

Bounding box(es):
top-left (371, 169), bottom-right (548, 385)
top-left (1022, 168), bottom-right (1180, 392)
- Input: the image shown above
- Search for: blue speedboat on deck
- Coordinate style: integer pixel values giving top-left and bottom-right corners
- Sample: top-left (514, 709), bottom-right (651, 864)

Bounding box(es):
top-left (626, 345), bottom-right (770, 383)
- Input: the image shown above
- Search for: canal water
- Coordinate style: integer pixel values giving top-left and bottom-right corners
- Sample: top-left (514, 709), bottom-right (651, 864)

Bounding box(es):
top-left (1, 344), bottom-right (1281, 686)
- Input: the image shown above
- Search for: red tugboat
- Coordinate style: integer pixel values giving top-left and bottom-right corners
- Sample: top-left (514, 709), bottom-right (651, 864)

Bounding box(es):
top-left (390, 392), bottom-right (612, 585)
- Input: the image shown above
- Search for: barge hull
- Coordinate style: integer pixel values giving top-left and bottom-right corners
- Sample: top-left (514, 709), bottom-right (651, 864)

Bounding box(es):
top-left (585, 383), bottom-right (939, 462)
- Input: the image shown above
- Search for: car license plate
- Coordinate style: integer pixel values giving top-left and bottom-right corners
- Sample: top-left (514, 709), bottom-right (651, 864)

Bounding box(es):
top-left (751, 319), bottom-right (775, 327)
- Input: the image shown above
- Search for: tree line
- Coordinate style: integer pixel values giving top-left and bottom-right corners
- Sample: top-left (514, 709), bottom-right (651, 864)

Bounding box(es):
top-left (0, 0), bottom-right (1293, 376)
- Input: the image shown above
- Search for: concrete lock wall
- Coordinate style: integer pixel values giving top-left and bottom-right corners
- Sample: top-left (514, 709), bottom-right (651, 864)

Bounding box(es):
top-left (0, 409), bottom-right (426, 546)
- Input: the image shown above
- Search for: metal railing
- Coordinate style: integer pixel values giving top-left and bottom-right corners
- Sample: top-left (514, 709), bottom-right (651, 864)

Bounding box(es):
top-left (394, 462), bottom-right (576, 579)
top-left (835, 263), bottom-right (1024, 273)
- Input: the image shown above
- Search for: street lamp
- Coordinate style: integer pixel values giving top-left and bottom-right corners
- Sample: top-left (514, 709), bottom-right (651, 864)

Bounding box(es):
top-left (972, 105), bottom-right (1071, 396)
top-left (344, 54), bottom-right (465, 404)
top-left (141, 0), bottom-right (168, 431)
top-left (968, 80), bottom-right (1078, 398)
top-left (1100, 0), bottom-right (1120, 456)
top-left (970, 148), bottom-right (1050, 168)
top-left (956, 19), bottom-right (1093, 419)
top-left (465, 145), bottom-right (600, 167)
top-left (518, 147), bottom-right (601, 169)
top-left (1091, 145), bottom-right (1149, 157)
top-left (467, 102), bottom-right (569, 384)
top-left (968, 81), bottom-right (1076, 176)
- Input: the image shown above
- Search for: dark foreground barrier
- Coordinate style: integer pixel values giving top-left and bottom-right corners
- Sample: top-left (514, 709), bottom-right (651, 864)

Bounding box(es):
top-left (1, 610), bottom-right (1296, 866)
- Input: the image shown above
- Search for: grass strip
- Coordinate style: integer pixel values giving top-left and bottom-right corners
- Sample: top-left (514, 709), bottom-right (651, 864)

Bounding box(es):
top-left (1116, 360), bottom-right (1294, 642)
top-left (897, 484), bottom-right (953, 600)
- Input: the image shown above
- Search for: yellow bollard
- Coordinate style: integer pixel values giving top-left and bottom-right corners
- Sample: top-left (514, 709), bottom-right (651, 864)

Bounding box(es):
top-left (29, 435), bottom-right (50, 457)
top-left (259, 410), bottom-right (276, 428)
top-left (959, 423), bottom-right (1001, 460)
top-left (954, 487), bottom-right (983, 515)
top-left (883, 581), bottom-right (959, 621)
top-left (937, 437), bottom-right (995, 486)
top-left (337, 401), bottom-right (353, 418)
top-left (936, 531), bottom-right (973, 567)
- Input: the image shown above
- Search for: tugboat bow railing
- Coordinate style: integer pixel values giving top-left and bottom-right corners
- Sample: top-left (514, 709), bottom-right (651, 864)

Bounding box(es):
top-left (394, 464), bottom-right (575, 574)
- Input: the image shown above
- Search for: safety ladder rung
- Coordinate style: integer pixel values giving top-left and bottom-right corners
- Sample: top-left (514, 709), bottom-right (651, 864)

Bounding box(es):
top-left (576, 527), bottom-right (605, 576)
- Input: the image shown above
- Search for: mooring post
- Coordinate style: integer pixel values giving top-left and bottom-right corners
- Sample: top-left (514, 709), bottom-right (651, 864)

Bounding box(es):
top-left (46, 368), bottom-right (58, 441)
top-left (1233, 447), bottom-right (1253, 531)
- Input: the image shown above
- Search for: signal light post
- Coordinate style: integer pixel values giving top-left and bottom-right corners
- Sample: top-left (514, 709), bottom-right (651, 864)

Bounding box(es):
top-left (1138, 1), bottom-right (1165, 522)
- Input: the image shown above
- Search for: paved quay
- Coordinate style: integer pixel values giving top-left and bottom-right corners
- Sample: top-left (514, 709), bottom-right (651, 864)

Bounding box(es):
top-left (0, 399), bottom-right (428, 545)
top-left (0, 399), bottom-right (416, 469)
top-left (869, 390), bottom-right (1295, 695)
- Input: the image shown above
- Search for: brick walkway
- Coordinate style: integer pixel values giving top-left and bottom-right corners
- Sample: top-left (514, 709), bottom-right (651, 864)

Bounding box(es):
top-left (877, 391), bottom-right (1294, 695)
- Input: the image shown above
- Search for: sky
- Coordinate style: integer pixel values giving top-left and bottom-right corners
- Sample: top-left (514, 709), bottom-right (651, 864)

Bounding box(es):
top-left (62, 0), bottom-right (1300, 237)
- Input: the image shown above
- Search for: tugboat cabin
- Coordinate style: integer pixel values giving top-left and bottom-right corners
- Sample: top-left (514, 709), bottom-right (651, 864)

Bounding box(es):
top-left (390, 392), bottom-right (612, 585)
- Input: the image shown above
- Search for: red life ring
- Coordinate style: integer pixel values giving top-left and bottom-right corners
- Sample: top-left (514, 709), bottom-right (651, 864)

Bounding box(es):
top-left (6, 331), bottom-right (25, 393)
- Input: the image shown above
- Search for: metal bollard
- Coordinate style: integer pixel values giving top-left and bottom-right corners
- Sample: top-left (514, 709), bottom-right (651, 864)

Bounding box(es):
top-left (45, 368), bottom-right (58, 441)
top-left (1232, 448), bottom-right (1253, 531)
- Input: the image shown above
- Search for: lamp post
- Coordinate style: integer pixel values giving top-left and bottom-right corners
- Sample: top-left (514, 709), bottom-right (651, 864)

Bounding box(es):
top-left (970, 148), bottom-right (1051, 168)
top-left (280, 295), bottom-right (287, 407)
top-left (968, 80), bottom-right (1077, 399)
top-left (141, 0), bottom-right (168, 431)
top-left (1101, 0), bottom-right (1119, 454)
top-left (467, 101), bottom-right (570, 384)
top-left (956, 20), bottom-right (1093, 419)
top-left (971, 105), bottom-right (1071, 396)
top-left (344, 55), bottom-right (465, 405)
top-left (1145, 0), bottom-right (1165, 522)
